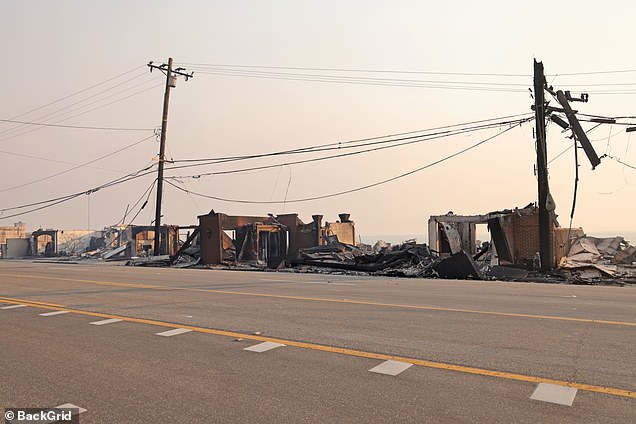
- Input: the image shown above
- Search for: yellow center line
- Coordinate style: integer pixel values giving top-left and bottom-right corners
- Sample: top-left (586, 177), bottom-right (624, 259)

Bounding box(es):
top-left (0, 295), bottom-right (634, 400)
top-left (0, 296), bottom-right (64, 307)
top-left (3, 273), bottom-right (636, 327)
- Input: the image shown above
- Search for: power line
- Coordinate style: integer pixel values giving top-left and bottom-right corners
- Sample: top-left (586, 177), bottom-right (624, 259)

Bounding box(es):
top-left (171, 113), bottom-right (533, 165)
top-left (0, 119), bottom-right (155, 131)
top-left (602, 154), bottom-right (636, 170)
top-left (164, 117), bottom-right (533, 178)
top-left (195, 67), bottom-right (636, 89)
top-left (102, 179), bottom-right (158, 250)
top-left (0, 71), bottom-right (153, 139)
top-left (0, 164), bottom-right (156, 215)
top-left (0, 118), bottom-right (527, 219)
top-left (178, 62), bottom-right (636, 78)
top-left (192, 67), bottom-right (530, 87)
top-left (0, 78), bottom-right (162, 143)
top-left (180, 62), bottom-right (532, 77)
top-left (0, 135), bottom-right (156, 194)
top-left (0, 65), bottom-right (145, 129)
top-left (122, 179), bottom-right (157, 227)
top-left (164, 123), bottom-right (521, 204)
top-left (193, 69), bottom-right (527, 93)
top-left (0, 149), bottom-right (141, 175)
top-left (555, 69), bottom-right (636, 76)
top-left (546, 123), bottom-right (603, 165)
top-left (194, 69), bottom-right (636, 95)
top-left (182, 63), bottom-right (636, 94)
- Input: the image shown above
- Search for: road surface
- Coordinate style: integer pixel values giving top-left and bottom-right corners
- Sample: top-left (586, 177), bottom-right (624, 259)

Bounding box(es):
top-left (1, 260), bottom-right (634, 423)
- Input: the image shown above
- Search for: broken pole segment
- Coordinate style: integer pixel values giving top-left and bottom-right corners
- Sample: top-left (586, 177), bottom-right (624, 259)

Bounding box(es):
top-left (555, 90), bottom-right (601, 170)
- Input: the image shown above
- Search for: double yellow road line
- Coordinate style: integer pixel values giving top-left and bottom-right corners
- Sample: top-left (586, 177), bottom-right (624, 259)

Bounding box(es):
top-left (4, 273), bottom-right (636, 327)
top-left (1, 295), bottom-right (634, 400)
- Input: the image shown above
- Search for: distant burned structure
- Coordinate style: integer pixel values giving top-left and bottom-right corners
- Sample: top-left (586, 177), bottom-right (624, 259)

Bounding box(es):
top-left (106, 225), bottom-right (179, 257)
top-left (0, 223), bottom-right (108, 258)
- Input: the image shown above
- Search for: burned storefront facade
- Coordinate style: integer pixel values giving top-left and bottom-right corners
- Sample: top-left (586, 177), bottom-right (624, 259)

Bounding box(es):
top-left (430, 204), bottom-right (546, 268)
top-left (428, 203), bottom-right (584, 270)
top-left (105, 225), bottom-right (180, 258)
top-left (195, 211), bottom-right (356, 268)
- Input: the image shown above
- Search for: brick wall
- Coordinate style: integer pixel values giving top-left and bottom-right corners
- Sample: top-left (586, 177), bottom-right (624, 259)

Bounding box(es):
top-left (0, 222), bottom-right (27, 244)
top-left (512, 213), bottom-right (562, 266)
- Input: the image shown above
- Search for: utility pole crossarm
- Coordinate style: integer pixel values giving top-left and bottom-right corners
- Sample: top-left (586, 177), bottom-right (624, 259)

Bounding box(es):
top-left (148, 62), bottom-right (194, 79)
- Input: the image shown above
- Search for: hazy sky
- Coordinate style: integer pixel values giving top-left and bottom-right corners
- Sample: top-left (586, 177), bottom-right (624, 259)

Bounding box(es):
top-left (2, 1), bottom-right (635, 239)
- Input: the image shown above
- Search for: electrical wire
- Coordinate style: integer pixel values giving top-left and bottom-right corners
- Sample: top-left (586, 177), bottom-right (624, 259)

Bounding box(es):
top-left (195, 66), bottom-right (636, 90)
top-left (103, 178), bottom-right (157, 248)
top-left (163, 123), bottom-right (521, 204)
top-left (192, 66), bottom-right (529, 87)
top-left (0, 135), bottom-right (156, 193)
top-left (122, 179), bottom-right (157, 226)
top-left (602, 154), bottom-right (636, 170)
top-left (0, 65), bottom-right (145, 129)
top-left (0, 71), bottom-right (152, 138)
top-left (179, 62), bottom-right (532, 77)
top-left (0, 114), bottom-right (527, 218)
top-left (555, 69), bottom-right (636, 76)
top-left (0, 78), bottom-right (162, 143)
top-left (0, 119), bottom-right (154, 131)
top-left (164, 118), bottom-right (532, 179)
top-left (547, 123), bottom-right (603, 165)
top-left (179, 62), bottom-right (636, 78)
top-left (166, 124), bottom-right (500, 173)
top-left (193, 69), bottom-right (527, 93)
top-left (182, 63), bottom-right (636, 94)
top-left (171, 113), bottom-right (533, 165)
top-left (0, 164), bottom-right (156, 216)
top-left (568, 137), bottom-right (579, 240)
top-left (0, 149), bottom-right (141, 175)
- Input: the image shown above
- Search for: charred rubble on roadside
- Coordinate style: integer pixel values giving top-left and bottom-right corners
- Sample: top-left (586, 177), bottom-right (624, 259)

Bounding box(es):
top-left (14, 205), bottom-right (635, 285)
top-left (166, 206), bottom-right (635, 284)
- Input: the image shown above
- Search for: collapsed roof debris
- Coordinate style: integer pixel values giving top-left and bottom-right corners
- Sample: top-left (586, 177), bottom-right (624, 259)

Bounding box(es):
top-left (292, 240), bottom-right (482, 280)
top-left (559, 236), bottom-right (636, 284)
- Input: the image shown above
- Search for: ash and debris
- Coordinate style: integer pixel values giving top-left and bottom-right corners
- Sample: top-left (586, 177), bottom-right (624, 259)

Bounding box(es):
top-left (6, 210), bottom-right (636, 286)
top-left (20, 235), bottom-right (636, 286)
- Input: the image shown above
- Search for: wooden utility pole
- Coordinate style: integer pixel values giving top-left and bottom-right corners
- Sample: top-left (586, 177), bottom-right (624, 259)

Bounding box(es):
top-left (147, 58), bottom-right (193, 255)
top-left (533, 59), bottom-right (553, 271)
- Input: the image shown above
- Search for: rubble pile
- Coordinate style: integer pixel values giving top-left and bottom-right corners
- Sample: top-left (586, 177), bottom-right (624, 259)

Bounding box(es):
top-left (559, 236), bottom-right (636, 284)
top-left (292, 241), bottom-right (483, 279)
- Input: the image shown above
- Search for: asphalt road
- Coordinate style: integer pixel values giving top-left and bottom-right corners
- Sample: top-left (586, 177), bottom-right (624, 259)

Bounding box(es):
top-left (0, 260), bottom-right (634, 423)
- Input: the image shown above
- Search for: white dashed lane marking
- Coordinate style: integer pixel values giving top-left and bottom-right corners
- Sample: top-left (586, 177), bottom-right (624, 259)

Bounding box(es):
top-left (243, 341), bottom-right (286, 353)
top-left (90, 318), bottom-right (123, 326)
top-left (1, 304), bottom-right (26, 310)
top-left (39, 310), bottom-right (70, 317)
top-left (369, 360), bottom-right (413, 376)
top-left (56, 403), bottom-right (87, 413)
top-left (156, 328), bottom-right (192, 337)
top-left (530, 383), bottom-right (578, 406)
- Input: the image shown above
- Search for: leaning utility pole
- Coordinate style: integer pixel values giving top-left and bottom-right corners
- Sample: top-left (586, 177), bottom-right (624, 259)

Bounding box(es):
top-left (533, 59), bottom-right (553, 272)
top-left (147, 58), bottom-right (193, 255)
